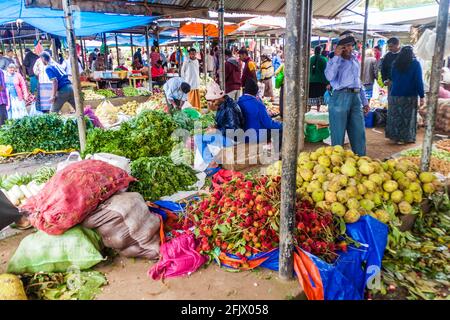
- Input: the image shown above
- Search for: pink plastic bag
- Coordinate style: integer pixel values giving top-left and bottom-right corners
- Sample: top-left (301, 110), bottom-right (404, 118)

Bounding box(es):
top-left (148, 233), bottom-right (207, 280)
top-left (21, 160), bottom-right (135, 235)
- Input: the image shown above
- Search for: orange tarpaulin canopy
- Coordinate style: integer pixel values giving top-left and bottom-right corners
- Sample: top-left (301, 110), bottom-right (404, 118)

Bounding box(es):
top-left (179, 22), bottom-right (239, 37)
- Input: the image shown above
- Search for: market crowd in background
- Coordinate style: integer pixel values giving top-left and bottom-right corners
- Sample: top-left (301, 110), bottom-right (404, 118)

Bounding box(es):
top-left (1, 32), bottom-right (449, 162)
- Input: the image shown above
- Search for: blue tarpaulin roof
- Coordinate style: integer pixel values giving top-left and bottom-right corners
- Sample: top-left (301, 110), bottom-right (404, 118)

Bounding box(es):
top-left (0, 0), bottom-right (156, 37)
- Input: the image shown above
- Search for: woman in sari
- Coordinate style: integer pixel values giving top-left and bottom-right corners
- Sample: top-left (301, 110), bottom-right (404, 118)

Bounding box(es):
top-left (385, 46), bottom-right (424, 145)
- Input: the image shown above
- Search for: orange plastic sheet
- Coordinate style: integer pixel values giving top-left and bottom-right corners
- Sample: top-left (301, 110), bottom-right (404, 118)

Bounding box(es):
top-left (293, 247), bottom-right (325, 300)
top-left (179, 23), bottom-right (239, 37)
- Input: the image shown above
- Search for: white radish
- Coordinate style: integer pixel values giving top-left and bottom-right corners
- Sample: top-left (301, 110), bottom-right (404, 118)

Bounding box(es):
top-left (10, 185), bottom-right (24, 200)
top-left (19, 185), bottom-right (33, 199)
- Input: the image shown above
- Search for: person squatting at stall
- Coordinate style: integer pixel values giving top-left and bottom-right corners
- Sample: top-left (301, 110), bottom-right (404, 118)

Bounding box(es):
top-left (40, 52), bottom-right (75, 113)
top-left (163, 76), bottom-right (191, 114)
top-left (325, 31), bottom-right (369, 156)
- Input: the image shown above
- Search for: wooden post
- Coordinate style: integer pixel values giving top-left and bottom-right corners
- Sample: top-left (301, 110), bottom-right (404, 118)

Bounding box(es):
top-left (177, 28), bottom-right (181, 68)
top-left (51, 37), bottom-right (58, 61)
top-left (18, 39), bottom-right (26, 77)
top-left (279, 0), bottom-right (309, 281)
top-left (62, 0), bottom-right (86, 153)
top-left (218, 0), bottom-right (225, 90)
top-left (360, 0), bottom-right (370, 79)
top-left (420, 0), bottom-right (449, 171)
top-left (203, 24), bottom-right (207, 82)
top-left (79, 37), bottom-right (86, 70)
top-left (114, 34), bottom-right (120, 67)
top-left (145, 26), bottom-right (153, 93)
top-left (130, 33), bottom-right (134, 58)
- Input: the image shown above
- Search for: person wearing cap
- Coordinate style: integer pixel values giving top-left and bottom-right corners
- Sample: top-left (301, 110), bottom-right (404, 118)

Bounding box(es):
top-left (181, 48), bottom-right (201, 110)
top-left (40, 51), bottom-right (75, 113)
top-left (193, 81), bottom-right (244, 175)
top-left (238, 78), bottom-right (282, 146)
top-left (205, 81), bottom-right (244, 136)
top-left (225, 49), bottom-right (242, 101)
top-left (324, 31), bottom-right (369, 156)
top-left (163, 76), bottom-right (191, 113)
top-left (239, 48), bottom-right (257, 89)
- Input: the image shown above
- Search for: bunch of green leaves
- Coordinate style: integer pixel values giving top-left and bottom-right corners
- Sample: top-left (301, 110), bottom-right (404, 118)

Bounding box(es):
top-left (123, 86), bottom-right (140, 97)
top-left (32, 167), bottom-right (56, 184)
top-left (0, 115), bottom-right (94, 153)
top-left (22, 270), bottom-right (107, 300)
top-left (172, 110), bottom-right (195, 132)
top-left (84, 110), bottom-right (176, 160)
top-left (130, 156), bottom-right (198, 201)
top-left (96, 89), bottom-right (117, 98)
top-left (190, 111), bottom-right (217, 134)
top-left (372, 192), bottom-right (450, 300)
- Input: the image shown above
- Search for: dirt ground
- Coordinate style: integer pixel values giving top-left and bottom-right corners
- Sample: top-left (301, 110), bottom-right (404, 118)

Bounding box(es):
top-left (0, 127), bottom-right (430, 300)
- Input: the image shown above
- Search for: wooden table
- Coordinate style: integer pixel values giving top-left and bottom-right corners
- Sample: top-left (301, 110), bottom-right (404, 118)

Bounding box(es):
top-left (92, 78), bottom-right (124, 89)
top-left (129, 76), bottom-right (148, 88)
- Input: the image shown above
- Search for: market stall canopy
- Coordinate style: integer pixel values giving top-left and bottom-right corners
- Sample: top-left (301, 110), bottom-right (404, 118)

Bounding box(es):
top-left (231, 16), bottom-right (286, 35)
top-left (0, 0), bottom-right (157, 37)
top-left (25, 0), bottom-right (363, 19)
top-left (179, 22), bottom-right (239, 38)
top-left (338, 3), bottom-right (450, 26)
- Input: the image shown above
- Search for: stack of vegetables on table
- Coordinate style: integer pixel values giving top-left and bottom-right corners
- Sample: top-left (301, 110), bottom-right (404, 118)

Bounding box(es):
top-left (94, 100), bottom-right (119, 127)
top-left (82, 89), bottom-right (105, 101)
top-left (0, 114), bottom-right (94, 153)
top-left (84, 110), bottom-right (176, 160)
top-left (398, 147), bottom-right (450, 177)
top-left (0, 167), bottom-right (55, 206)
top-left (95, 89), bottom-right (117, 99)
top-left (117, 101), bottom-right (139, 116)
top-left (266, 145), bottom-right (444, 224)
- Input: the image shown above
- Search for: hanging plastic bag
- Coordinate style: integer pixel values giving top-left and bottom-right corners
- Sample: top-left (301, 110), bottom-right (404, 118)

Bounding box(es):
top-left (324, 90), bottom-right (332, 105)
top-left (10, 97), bottom-right (28, 120)
top-left (275, 69), bottom-right (284, 89)
top-left (28, 102), bottom-right (43, 117)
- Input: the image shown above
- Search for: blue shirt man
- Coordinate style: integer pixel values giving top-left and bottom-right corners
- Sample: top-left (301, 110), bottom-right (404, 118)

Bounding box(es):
top-left (40, 51), bottom-right (75, 113)
top-left (325, 31), bottom-right (369, 156)
top-left (163, 76), bottom-right (191, 112)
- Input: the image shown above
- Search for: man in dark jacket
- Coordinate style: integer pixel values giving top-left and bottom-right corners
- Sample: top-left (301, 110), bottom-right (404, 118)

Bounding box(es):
top-left (238, 78), bottom-right (282, 146)
top-left (238, 48), bottom-right (257, 89)
top-left (225, 49), bottom-right (242, 101)
top-left (380, 37), bottom-right (401, 86)
top-left (23, 48), bottom-right (39, 94)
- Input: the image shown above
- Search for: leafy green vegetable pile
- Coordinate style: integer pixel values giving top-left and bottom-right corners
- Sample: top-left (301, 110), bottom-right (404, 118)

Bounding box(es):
top-left (371, 193), bottom-right (450, 300)
top-left (123, 86), bottom-right (140, 97)
top-left (84, 110), bottom-right (176, 160)
top-left (95, 89), bottom-right (117, 98)
top-left (22, 270), bottom-right (107, 300)
top-left (0, 115), bottom-right (94, 153)
top-left (173, 110), bottom-right (195, 132)
top-left (130, 156), bottom-right (198, 201)
top-left (32, 167), bottom-right (56, 184)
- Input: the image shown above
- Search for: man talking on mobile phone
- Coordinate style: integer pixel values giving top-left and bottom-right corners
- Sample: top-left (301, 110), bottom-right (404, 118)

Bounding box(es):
top-left (324, 31), bottom-right (369, 156)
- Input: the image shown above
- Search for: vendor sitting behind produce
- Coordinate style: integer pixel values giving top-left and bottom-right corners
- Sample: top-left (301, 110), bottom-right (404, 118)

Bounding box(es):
top-left (40, 51), bottom-right (75, 113)
top-left (193, 82), bottom-right (244, 176)
top-left (163, 76), bottom-right (191, 113)
top-left (238, 78), bottom-right (282, 148)
top-left (151, 60), bottom-right (166, 87)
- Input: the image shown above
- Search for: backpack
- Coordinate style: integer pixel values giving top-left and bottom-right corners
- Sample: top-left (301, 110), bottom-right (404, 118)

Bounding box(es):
top-left (216, 96), bottom-right (245, 136)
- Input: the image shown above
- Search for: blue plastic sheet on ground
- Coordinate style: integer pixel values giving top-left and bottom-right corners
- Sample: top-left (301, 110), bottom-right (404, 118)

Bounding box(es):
top-left (219, 215), bottom-right (388, 300)
top-left (153, 200), bottom-right (186, 213)
top-left (301, 215), bottom-right (388, 300)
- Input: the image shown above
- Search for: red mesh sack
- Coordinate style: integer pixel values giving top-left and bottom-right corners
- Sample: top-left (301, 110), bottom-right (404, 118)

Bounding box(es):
top-left (21, 160), bottom-right (135, 235)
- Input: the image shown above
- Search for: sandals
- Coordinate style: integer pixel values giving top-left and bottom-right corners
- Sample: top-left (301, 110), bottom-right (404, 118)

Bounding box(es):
top-left (10, 217), bottom-right (33, 230)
